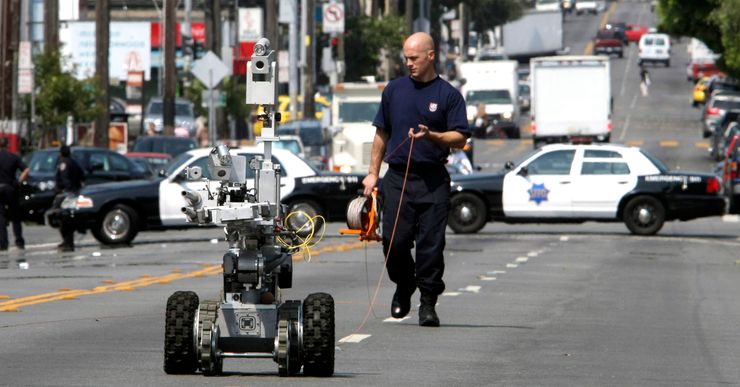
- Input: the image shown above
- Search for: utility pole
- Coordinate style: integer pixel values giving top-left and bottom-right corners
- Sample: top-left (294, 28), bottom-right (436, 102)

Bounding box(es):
top-left (1, 0), bottom-right (20, 120)
top-left (302, 0), bottom-right (315, 118)
top-left (205, 0), bottom-right (221, 57)
top-left (43, 0), bottom-right (58, 53)
top-left (265, 0), bottom-right (278, 48)
top-left (94, 0), bottom-right (110, 148)
top-left (405, 0), bottom-right (412, 34)
top-left (163, 0), bottom-right (176, 135)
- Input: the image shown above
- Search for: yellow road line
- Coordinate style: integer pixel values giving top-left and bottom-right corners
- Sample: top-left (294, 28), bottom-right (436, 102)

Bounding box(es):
top-left (1, 240), bottom-right (374, 312)
top-left (659, 140), bottom-right (679, 148)
top-left (486, 139), bottom-right (505, 146)
top-left (584, 41), bottom-right (594, 55)
top-left (624, 140), bottom-right (644, 146)
top-left (695, 142), bottom-right (709, 149)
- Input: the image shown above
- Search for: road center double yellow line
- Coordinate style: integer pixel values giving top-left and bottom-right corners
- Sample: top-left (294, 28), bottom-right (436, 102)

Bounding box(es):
top-left (0, 240), bottom-right (376, 312)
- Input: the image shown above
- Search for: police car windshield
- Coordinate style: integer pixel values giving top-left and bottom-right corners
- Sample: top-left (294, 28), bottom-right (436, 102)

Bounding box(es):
top-left (639, 149), bottom-right (669, 173)
top-left (165, 152), bottom-right (193, 177)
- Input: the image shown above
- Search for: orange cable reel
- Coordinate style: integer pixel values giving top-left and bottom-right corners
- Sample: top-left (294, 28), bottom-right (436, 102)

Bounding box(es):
top-left (339, 188), bottom-right (382, 242)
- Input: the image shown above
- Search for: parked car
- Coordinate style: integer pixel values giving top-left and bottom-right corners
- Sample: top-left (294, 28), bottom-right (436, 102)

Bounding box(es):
top-left (276, 119), bottom-right (332, 170)
top-left (143, 97), bottom-right (196, 136)
top-left (274, 135), bottom-right (306, 159)
top-left (686, 62), bottom-right (723, 83)
top-left (446, 144), bottom-right (725, 235)
top-left (125, 152), bottom-right (172, 176)
top-left (132, 136), bottom-right (197, 158)
top-left (708, 111), bottom-right (740, 161)
top-left (19, 147), bottom-right (149, 224)
top-left (638, 33), bottom-right (671, 67)
top-left (720, 133), bottom-right (740, 213)
top-left (701, 93), bottom-right (740, 140)
top-left (593, 28), bottom-right (624, 58)
top-left (47, 147), bottom-right (366, 245)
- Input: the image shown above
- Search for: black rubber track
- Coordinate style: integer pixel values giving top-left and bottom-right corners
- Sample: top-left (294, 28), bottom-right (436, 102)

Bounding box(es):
top-left (163, 291), bottom-right (199, 374)
top-left (302, 293), bottom-right (335, 377)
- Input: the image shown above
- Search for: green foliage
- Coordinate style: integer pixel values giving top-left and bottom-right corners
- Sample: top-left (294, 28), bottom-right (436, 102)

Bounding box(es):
top-left (183, 76), bottom-right (249, 119)
top-left (32, 49), bottom-right (102, 144)
top-left (183, 77), bottom-right (206, 117)
top-left (657, 0), bottom-right (740, 78)
top-left (438, 0), bottom-right (525, 32)
top-left (710, 0), bottom-right (740, 73)
top-left (344, 15), bottom-right (408, 81)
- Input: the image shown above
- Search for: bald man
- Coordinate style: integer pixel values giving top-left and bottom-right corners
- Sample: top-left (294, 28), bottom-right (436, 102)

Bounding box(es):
top-left (362, 32), bottom-right (471, 327)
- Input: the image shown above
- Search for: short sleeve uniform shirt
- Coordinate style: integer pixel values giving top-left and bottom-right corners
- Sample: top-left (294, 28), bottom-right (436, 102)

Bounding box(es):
top-left (373, 76), bottom-right (470, 166)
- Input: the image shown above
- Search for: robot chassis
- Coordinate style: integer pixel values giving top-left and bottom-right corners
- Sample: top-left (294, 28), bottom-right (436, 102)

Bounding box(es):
top-left (163, 38), bottom-right (334, 377)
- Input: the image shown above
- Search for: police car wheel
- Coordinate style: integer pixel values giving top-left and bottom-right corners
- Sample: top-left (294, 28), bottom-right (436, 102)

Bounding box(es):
top-left (286, 199), bottom-right (323, 238)
top-left (623, 195), bottom-right (665, 236)
top-left (448, 193), bottom-right (487, 234)
top-left (92, 204), bottom-right (139, 245)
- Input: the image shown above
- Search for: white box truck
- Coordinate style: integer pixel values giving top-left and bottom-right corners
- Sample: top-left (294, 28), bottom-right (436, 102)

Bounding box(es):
top-left (502, 9), bottom-right (563, 58)
top-left (329, 82), bottom-right (384, 174)
top-left (530, 55), bottom-right (612, 146)
top-left (459, 60), bottom-right (520, 138)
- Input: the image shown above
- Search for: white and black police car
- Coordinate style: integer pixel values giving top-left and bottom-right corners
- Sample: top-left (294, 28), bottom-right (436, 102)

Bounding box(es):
top-left (448, 144), bottom-right (726, 235)
top-left (48, 146), bottom-right (365, 245)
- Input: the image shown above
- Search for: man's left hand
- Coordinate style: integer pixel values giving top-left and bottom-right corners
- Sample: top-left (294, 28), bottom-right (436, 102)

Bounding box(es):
top-left (409, 124), bottom-right (430, 139)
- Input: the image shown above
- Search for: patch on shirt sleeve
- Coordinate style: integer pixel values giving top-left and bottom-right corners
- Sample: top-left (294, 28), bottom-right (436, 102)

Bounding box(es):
top-left (429, 102), bottom-right (438, 112)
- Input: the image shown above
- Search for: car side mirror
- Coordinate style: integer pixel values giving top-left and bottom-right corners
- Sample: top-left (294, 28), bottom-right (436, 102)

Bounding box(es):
top-left (504, 161), bottom-right (515, 170)
top-left (517, 166), bottom-right (528, 177)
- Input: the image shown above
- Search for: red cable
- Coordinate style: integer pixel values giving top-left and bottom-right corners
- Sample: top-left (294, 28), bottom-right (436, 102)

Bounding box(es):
top-left (352, 136), bottom-right (415, 334)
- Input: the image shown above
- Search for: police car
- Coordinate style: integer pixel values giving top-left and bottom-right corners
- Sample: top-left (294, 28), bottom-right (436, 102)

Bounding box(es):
top-left (49, 146), bottom-right (365, 245)
top-left (448, 144), bottom-right (726, 235)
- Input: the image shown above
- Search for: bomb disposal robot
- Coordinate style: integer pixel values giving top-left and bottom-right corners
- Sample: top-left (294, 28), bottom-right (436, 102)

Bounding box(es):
top-left (163, 38), bottom-right (335, 377)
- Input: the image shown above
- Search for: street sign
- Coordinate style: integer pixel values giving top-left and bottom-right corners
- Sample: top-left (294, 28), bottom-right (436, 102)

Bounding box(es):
top-left (323, 3), bottom-right (345, 34)
top-left (191, 51), bottom-right (230, 88)
top-left (238, 7), bottom-right (264, 41)
top-left (19, 42), bottom-right (33, 70)
top-left (18, 69), bottom-right (33, 94)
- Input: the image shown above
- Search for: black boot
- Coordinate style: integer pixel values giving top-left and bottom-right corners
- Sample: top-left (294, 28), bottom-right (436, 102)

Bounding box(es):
top-left (391, 287), bottom-right (415, 318)
top-left (418, 294), bottom-right (440, 327)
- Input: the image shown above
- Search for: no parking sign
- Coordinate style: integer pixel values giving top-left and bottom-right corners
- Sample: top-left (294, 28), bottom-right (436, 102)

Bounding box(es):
top-left (322, 3), bottom-right (344, 34)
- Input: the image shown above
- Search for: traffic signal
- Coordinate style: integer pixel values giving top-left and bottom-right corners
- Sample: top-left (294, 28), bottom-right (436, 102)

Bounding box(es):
top-left (330, 36), bottom-right (339, 59)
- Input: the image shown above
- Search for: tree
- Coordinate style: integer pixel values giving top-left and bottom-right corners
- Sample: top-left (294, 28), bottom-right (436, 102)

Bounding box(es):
top-left (183, 76), bottom-right (249, 140)
top-left (657, 0), bottom-right (740, 78)
top-left (710, 0), bottom-right (740, 74)
top-left (344, 15), bottom-right (408, 81)
top-left (439, 0), bottom-right (525, 33)
top-left (30, 49), bottom-right (102, 147)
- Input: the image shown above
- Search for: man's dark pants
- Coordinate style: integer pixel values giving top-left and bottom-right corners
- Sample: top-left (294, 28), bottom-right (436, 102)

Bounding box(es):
top-left (381, 164), bottom-right (450, 297)
top-left (0, 185), bottom-right (24, 249)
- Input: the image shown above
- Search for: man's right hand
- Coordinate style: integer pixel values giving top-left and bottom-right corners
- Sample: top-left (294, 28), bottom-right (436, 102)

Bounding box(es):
top-left (362, 173), bottom-right (378, 196)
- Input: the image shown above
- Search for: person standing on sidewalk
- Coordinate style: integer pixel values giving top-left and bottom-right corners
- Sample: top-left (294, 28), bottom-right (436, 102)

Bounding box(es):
top-left (0, 138), bottom-right (29, 251)
top-left (53, 145), bottom-right (84, 252)
top-left (362, 32), bottom-right (470, 327)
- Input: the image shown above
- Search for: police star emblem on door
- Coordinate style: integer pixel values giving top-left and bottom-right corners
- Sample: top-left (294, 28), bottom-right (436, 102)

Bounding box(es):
top-left (528, 183), bottom-right (550, 205)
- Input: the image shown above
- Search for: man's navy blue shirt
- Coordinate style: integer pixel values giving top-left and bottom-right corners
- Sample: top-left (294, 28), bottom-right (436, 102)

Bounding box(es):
top-left (373, 75), bottom-right (470, 166)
